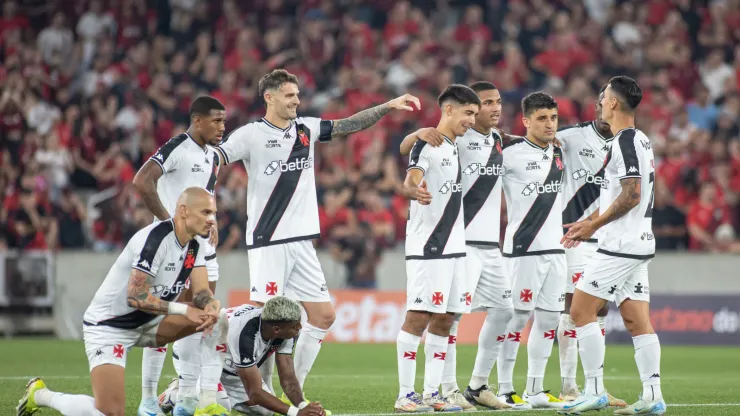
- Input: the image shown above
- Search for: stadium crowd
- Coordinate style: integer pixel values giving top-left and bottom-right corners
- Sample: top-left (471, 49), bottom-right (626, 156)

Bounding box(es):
top-left (1, 0), bottom-right (740, 285)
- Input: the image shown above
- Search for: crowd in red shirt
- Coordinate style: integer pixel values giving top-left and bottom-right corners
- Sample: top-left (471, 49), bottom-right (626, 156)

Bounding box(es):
top-left (1, 0), bottom-right (740, 284)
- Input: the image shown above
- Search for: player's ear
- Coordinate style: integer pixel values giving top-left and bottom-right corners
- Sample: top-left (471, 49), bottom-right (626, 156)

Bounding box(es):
top-left (521, 115), bottom-right (530, 129)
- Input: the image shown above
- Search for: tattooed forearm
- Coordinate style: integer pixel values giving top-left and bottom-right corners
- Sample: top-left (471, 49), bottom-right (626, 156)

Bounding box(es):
top-left (598, 178), bottom-right (641, 227)
top-left (277, 355), bottom-right (304, 405)
top-left (193, 289), bottom-right (213, 310)
top-left (126, 270), bottom-right (170, 314)
top-left (332, 103), bottom-right (392, 137)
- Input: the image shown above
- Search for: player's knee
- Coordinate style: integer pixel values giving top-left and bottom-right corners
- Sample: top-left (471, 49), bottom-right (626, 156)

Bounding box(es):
top-left (569, 304), bottom-right (594, 327)
top-left (95, 403), bottom-right (125, 416)
top-left (490, 307), bottom-right (514, 324)
top-left (428, 312), bottom-right (456, 334)
top-left (402, 311), bottom-right (431, 335)
top-left (310, 309), bottom-right (335, 330)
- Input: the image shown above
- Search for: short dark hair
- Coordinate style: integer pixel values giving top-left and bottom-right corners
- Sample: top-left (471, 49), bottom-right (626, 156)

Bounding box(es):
top-left (608, 76), bottom-right (642, 111)
top-left (469, 81), bottom-right (498, 94)
top-left (521, 91), bottom-right (558, 117)
top-left (598, 84), bottom-right (608, 95)
top-left (258, 69), bottom-right (299, 106)
top-left (189, 96), bottom-right (224, 119)
top-left (437, 84), bottom-right (481, 108)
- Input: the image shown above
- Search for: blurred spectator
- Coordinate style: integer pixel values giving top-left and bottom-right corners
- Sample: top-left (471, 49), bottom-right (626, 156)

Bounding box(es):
top-left (652, 180), bottom-right (688, 250)
top-left (687, 182), bottom-right (734, 251)
top-left (55, 187), bottom-right (86, 248)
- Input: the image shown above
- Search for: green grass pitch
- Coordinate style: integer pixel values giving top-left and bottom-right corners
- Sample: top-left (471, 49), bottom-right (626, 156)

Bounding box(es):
top-left (1, 339), bottom-right (738, 415)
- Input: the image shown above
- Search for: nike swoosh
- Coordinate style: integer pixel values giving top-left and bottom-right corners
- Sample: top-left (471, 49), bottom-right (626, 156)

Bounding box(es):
top-left (564, 400), bottom-right (587, 409)
top-left (633, 408), bottom-right (644, 412)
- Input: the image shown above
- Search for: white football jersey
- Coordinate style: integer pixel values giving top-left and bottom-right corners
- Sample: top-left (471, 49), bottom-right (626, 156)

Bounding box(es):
top-left (223, 304), bottom-right (294, 372)
top-left (216, 117), bottom-right (333, 249)
top-left (458, 128), bottom-right (504, 247)
top-left (405, 137), bottom-right (466, 259)
top-left (149, 133), bottom-right (221, 216)
top-left (501, 137), bottom-right (565, 257)
top-left (598, 128), bottom-right (655, 259)
top-left (557, 121), bottom-right (613, 241)
top-left (83, 220), bottom-right (206, 328)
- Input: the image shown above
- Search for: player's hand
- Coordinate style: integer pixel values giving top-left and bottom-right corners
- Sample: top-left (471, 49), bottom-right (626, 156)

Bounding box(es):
top-left (561, 221), bottom-right (596, 248)
top-left (413, 179), bottom-right (432, 205)
top-left (184, 305), bottom-right (208, 327)
top-left (298, 402), bottom-right (325, 416)
top-left (387, 94), bottom-right (421, 112)
top-left (415, 127), bottom-right (445, 147)
top-left (208, 223), bottom-right (219, 247)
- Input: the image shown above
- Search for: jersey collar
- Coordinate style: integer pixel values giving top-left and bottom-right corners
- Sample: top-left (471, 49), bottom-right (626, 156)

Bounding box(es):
top-left (523, 136), bottom-right (549, 151)
top-left (184, 132), bottom-right (208, 153)
top-left (442, 135), bottom-right (456, 146)
top-left (591, 121), bottom-right (614, 143)
top-left (261, 118), bottom-right (293, 132)
top-left (170, 219), bottom-right (185, 250)
top-left (470, 127), bottom-right (491, 138)
top-left (613, 126), bottom-right (637, 138)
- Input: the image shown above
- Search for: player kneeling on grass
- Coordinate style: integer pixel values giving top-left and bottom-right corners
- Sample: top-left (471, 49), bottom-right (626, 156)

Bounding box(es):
top-left (17, 187), bottom-right (227, 416)
top-left (161, 297), bottom-right (326, 416)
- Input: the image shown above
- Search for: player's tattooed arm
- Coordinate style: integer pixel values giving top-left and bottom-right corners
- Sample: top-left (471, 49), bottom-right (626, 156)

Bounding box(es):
top-left (126, 269), bottom-right (170, 314)
top-left (276, 353), bottom-right (305, 407)
top-left (332, 93), bottom-right (421, 138)
top-left (133, 161), bottom-right (170, 221)
top-left (594, 177), bottom-right (642, 228)
top-left (331, 103), bottom-right (393, 137)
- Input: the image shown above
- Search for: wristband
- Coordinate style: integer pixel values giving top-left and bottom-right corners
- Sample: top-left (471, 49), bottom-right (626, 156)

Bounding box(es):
top-left (168, 302), bottom-right (188, 316)
top-left (287, 406), bottom-right (299, 416)
top-left (298, 401), bottom-right (310, 409)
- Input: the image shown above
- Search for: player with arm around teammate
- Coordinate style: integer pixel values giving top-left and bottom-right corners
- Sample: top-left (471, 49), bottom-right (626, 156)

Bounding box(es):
top-left (555, 87), bottom-right (626, 408)
top-left (17, 188), bottom-right (227, 416)
top-left (214, 68), bottom-right (420, 405)
top-left (399, 82), bottom-right (511, 411)
top-left (132, 96), bottom-right (228, 416)
top-left (394, 85), bottom-right (479, 413)
top-left (560, 77), bottom-right (665, 415)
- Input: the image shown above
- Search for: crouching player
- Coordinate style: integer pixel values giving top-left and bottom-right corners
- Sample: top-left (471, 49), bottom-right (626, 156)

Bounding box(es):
top-left (160, 297), bottom-right (328, 416)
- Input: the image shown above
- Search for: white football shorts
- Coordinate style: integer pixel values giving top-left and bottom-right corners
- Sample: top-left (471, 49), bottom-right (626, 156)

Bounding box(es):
top-left (565, 241), bottom-right (597, 293)
top-left (577, 250), bottom-right (651, 306)
top-left (248, 240), bottom-right (330, 303)
top-left (465, 245), bottom-right (513, 311)
top-left (406, 256), bottom-right (469, 314)
top-left (508, 253), bottom-right (566, 312)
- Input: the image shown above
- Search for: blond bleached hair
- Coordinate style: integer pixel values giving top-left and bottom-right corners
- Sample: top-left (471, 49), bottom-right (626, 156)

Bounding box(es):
top-left (262, 296), bottom-right (301, 322)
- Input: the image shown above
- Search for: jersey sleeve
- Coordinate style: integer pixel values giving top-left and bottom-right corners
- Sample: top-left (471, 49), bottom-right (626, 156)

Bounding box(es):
top-left (615, 130), bottom-right (641, 179)
top-left (216, 124), bottom-right (253, 165)
top-left (130, 227), bottom-right (168, 277)
top-left (150, 141), bottom-right (185, 174)
top-left (297, 116), bottom-right (334, 143)
top-left (407, 140), bottom-right (431, 173)
top-left (278, 337), bottom-right (295, 354)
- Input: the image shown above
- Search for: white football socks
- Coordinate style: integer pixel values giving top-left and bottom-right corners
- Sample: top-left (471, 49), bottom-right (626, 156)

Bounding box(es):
top-left (141, 346), bottom-right (167, 399)
top-left (35, 388), bottom-right (104, 416)
top-left (633, 334), bottom-right (663, 401)
top-left (577, 322), bottom-right (605, 396)
top-left (558, 313), bottom-right (578, 392)
top-left (441, 319), bottom-right (460, 395)
top-left (397, 330), bottom-right (421, 398)
top-left (174, 332), bottom-right (203, 401)
top-left (497, 309), bottom-right (531, 394)
top-left (423, 333), bottom-right (449, 396)
top-left (469, 307), bottom-right (513, 390)
top-left (294, 322), bottom-right (327, 389)
top-left (526, 309), bottom-right (560, 394)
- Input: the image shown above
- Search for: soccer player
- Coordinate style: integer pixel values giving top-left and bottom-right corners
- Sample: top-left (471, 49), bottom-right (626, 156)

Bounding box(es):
top-left (496, 92), bottom-right (566, 410)
top-left (214, 69), bottom-right (420, 403)
top-left (560, 77), bottom-right (665, 415)
top-left (132, 96), bottom-right (227, 416)
top-left (161, 297), bottom-right (327, 416)
top-left (399, 81), bottom-right (511, 411)
top-left (394, 84), bottom-right (479, 413)
top-left (556, 87), bottom-right (625, 408)
top-left (17, 187), bottom-right (226, 416)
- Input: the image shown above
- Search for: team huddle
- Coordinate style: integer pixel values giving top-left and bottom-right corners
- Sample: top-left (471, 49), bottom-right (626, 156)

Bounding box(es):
top-left (16, 70), bottom-right (665, 416)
